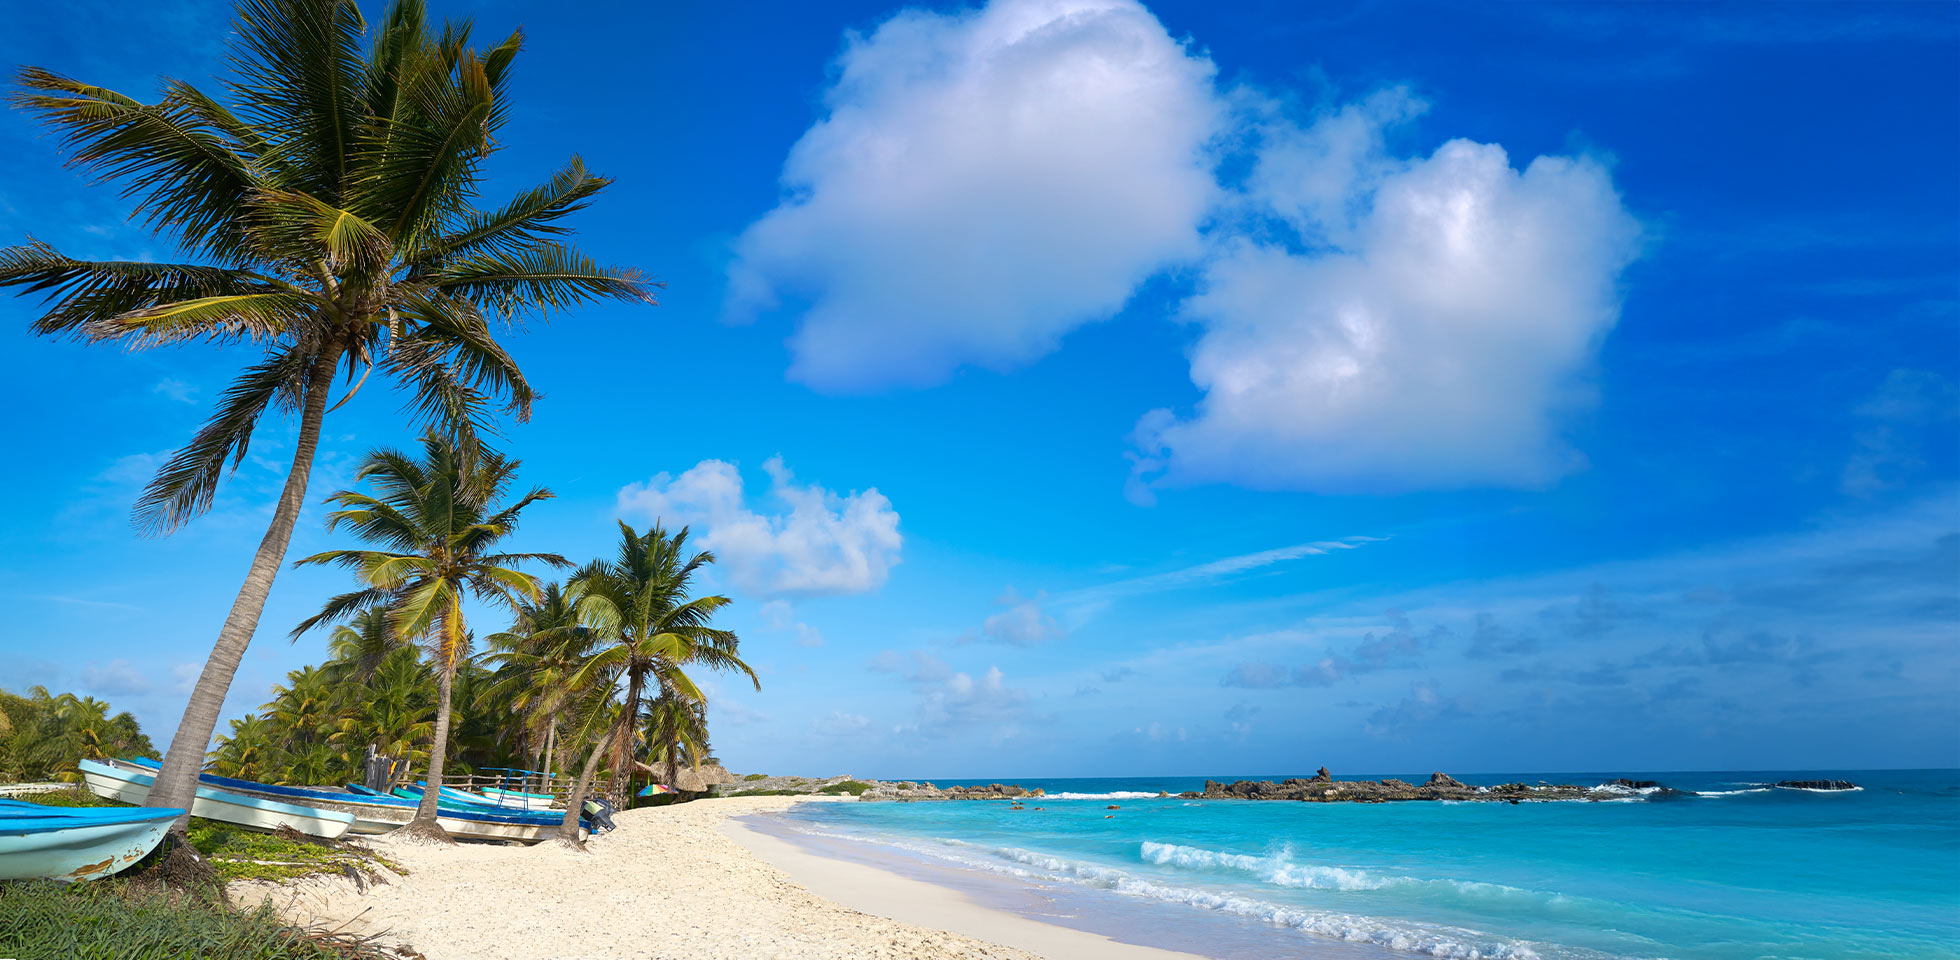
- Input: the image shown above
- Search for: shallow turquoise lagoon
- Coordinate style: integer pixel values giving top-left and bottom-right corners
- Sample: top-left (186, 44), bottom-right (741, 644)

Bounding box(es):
top-left (766, 770), bottom-right (1959, 960)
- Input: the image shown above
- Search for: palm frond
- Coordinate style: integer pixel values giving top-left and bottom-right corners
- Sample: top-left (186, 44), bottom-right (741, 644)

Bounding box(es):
top-left (429, 241), bottom-right (658, 319)
top-left (0, 240), bottom-right (290, 340)
top-left (419, 156), bottom-right (609, 262)
top-left (230, 0), bottom-right (368, 199)
top-left (133, 347), bottom-right (311, 534)
top-left (10, 68), bottom-right (257, 260)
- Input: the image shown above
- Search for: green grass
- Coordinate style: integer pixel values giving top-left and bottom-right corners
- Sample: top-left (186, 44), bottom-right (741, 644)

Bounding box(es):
top-left (817, 780), bottom-right (873, 796)
top-left (4, 787), bottom-right (128, 808)
top-left (742, 773), bottom-right (768, 781)
top-left (0, 880), bottom-right (372, 959)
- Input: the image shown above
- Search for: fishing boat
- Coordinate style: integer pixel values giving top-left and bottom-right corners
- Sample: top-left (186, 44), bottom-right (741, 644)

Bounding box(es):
top-left (393, 782), bottom-right (544, 811)
top-left (477, 786), bottom-right (559, 811)
top-left (0, 798), bottom-right (184, 881)
top-left (79, 759), bottom-right (353, 840)
top-left (118, 758), bottom-right (585, 842)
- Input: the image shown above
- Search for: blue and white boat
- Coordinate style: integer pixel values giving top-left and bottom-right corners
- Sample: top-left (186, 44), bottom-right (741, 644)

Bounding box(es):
top-left (477, 786), bottom-right (558, 811)
top-left (118, 758), bottom-right (585, 843)
top-left (0, 797), bottom-right (183, 881)
top-left (79, 759), bottom-right (353, 840)
top-left (393, 782), bottom-right (541, 811)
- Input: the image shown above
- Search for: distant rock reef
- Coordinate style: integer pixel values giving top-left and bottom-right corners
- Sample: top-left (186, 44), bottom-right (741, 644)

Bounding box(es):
top-left (714, 768), bottom-right (1860, 803)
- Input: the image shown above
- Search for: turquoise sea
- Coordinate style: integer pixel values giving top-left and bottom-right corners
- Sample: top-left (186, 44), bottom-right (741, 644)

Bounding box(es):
top-left (755, 770), bottom-right (1959, 960)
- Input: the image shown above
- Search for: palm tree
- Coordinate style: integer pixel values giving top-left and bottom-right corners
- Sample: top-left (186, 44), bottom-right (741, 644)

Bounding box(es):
top-left (321, 608), bottom-right (409, 686)
top-left (639, 694), bottom-right (711, 791)
top-left (327, 646), bottom-right (435, 786)
top-left (209, 713), bottom-right (279, 781)
top-left (482, 582), bottom-right (597, 790)
top-left (0, 0), bottom-right (655, 827)
top-left (294, 431), bottom-right (565, 839)
top-left (556, 521), bottom-right (757, 843)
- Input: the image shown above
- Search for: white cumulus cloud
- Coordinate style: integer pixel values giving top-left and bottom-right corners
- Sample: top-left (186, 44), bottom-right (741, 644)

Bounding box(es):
top-left (617, 458), bottom-right (901, 596)
top-left (1130, 96), bottom-right (1642, 496)
top-left (725, 0), bottom-right (1223, 390)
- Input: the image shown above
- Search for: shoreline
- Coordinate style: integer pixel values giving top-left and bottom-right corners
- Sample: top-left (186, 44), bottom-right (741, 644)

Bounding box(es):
top-left (721, 809), bottom-right (1208, 960)
top-left (229, 795), bottom-right (1201, 960)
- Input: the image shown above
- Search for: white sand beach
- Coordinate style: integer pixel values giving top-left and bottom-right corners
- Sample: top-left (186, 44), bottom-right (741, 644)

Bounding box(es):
top-left (231, 796), bottom-right (1204, 960)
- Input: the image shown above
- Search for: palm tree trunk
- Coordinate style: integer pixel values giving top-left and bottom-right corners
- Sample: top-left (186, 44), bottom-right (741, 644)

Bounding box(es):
top-left (407, 659), bottom-right (457, 835)
top-left (558, 728), bottom-right (611, 846)
top-left (147, 350), bottom-right (340, 830)
top-left (540, 724), bottom-right (555, 794)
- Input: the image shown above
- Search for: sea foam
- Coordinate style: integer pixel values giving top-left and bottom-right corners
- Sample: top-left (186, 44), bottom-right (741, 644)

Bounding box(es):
top-left (781, 822), bottom-right (1550, 959)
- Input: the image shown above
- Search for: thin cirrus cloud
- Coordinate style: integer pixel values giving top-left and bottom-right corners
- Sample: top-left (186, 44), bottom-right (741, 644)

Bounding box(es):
top-left (616, 457), bottom-right (902, 597)
top-left (730, 0), bottom-right (1644, 496)
top-left (724, 0), bottom-right (1222, 391)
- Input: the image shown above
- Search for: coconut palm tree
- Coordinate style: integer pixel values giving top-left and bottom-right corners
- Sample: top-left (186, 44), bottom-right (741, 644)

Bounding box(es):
top-left (639, 694), bottom-right (711, 792)
top-left (327, 646), bottom-right (435, 785)
top-left (0, 0), bottom-right (655, 827)
top-left (482, 582), bottom-right (597, 789)
top-left (209, 713), bottom-right (279, 781)
top-left (555, 521), bottom-right (757, 843)
top-left (321, 608), bottom-right (409, 686)
top-left (293, 431), bottom-right (565, 839)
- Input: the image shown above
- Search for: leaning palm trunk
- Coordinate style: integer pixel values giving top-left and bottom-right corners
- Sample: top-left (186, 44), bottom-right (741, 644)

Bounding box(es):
top-left (398, 660), bottom-right (458, 842)
top-left (148, 351), bottom-right (338, 828)
top-left (558, 729), bottom-right (611, 846)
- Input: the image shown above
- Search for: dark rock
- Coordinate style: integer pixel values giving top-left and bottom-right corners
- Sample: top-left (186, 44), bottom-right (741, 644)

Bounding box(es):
top-left (1774, 779), bottom-right (1858, 791)
top-left (1426, 772), bottom-right (1470, 790)
top-left (1606, 778), bottom-right (1661, 790)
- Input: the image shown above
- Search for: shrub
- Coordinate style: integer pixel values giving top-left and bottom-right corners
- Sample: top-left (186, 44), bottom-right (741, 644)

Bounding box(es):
top-left (742, 773), bottom-right (768, 781)
top-left (817, 780), bottom-right (872, 796)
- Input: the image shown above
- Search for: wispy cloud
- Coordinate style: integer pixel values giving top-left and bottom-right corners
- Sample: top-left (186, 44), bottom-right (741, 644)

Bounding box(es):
top-left (1067, 536), bottom-right (1384, 607)
top-left (152, 377), bottom-right (198, 404)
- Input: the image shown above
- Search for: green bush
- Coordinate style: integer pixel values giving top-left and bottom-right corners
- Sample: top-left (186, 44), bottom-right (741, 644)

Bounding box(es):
top-left (723, 788), bottom-right (800, 797)
top-left (742, 773), bottom-right (768, 781)
top-left (0, 881), bottom-right (359, 959)
top-left (817, 780), bottom-right (872, 796)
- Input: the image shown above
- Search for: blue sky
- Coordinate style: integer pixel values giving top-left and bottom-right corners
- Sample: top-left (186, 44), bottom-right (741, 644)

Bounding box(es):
top-left (1, 0), bottom-right (1955, 779)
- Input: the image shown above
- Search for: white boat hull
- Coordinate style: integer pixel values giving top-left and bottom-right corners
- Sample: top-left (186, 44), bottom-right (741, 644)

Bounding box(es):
top-left (81, 762), bottom-right (352, 840)
top-left (217, 788), bottom-right (577, 843)
top-left (0, 817), bottom-right (174, 882)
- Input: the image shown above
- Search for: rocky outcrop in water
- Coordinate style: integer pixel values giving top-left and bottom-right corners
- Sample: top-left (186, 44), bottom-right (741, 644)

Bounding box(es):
top-left (1178, 769), bottom-right (1689, 803)
top-left (1773, 779), bottom-right (1859, 791)
top-left (855, 780), bottom-right (1045, 801)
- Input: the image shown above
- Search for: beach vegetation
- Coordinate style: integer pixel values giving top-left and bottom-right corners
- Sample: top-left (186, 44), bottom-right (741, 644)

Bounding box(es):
top-left (0, 686), bottom-right (158, 783)
top-left (818, 780), bottom-right (873, 796)
top-left (0, 879), bottom-right (391, 959)
top-left (292, 432), bottom-right (565, 839)
top-left (0, 0), bottom-right (654, 828)
top-left (743, 772), bottom-right (769, 781)
top-left (187, 822), bottom-right (403, 884)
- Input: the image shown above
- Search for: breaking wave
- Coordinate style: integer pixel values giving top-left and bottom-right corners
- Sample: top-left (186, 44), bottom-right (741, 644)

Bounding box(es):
top-left (779, 823), bottom-right (1557, 959)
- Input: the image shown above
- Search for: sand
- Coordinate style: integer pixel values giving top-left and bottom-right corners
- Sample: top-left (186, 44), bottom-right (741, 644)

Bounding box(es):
top-left (232, 796), bottom-right (1205, 960)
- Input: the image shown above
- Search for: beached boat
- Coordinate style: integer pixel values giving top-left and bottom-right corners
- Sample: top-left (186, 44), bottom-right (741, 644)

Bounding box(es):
top-left (78, 759), bottom-right (353, 840)
top-left (0, 798), bottom-right (184, 881)
top-left (478, 786), bottom-right (559, 811)
top-left (393, 782), bottom-right (550, 812)
top-left (115, 758), bottom-right (584, 842)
